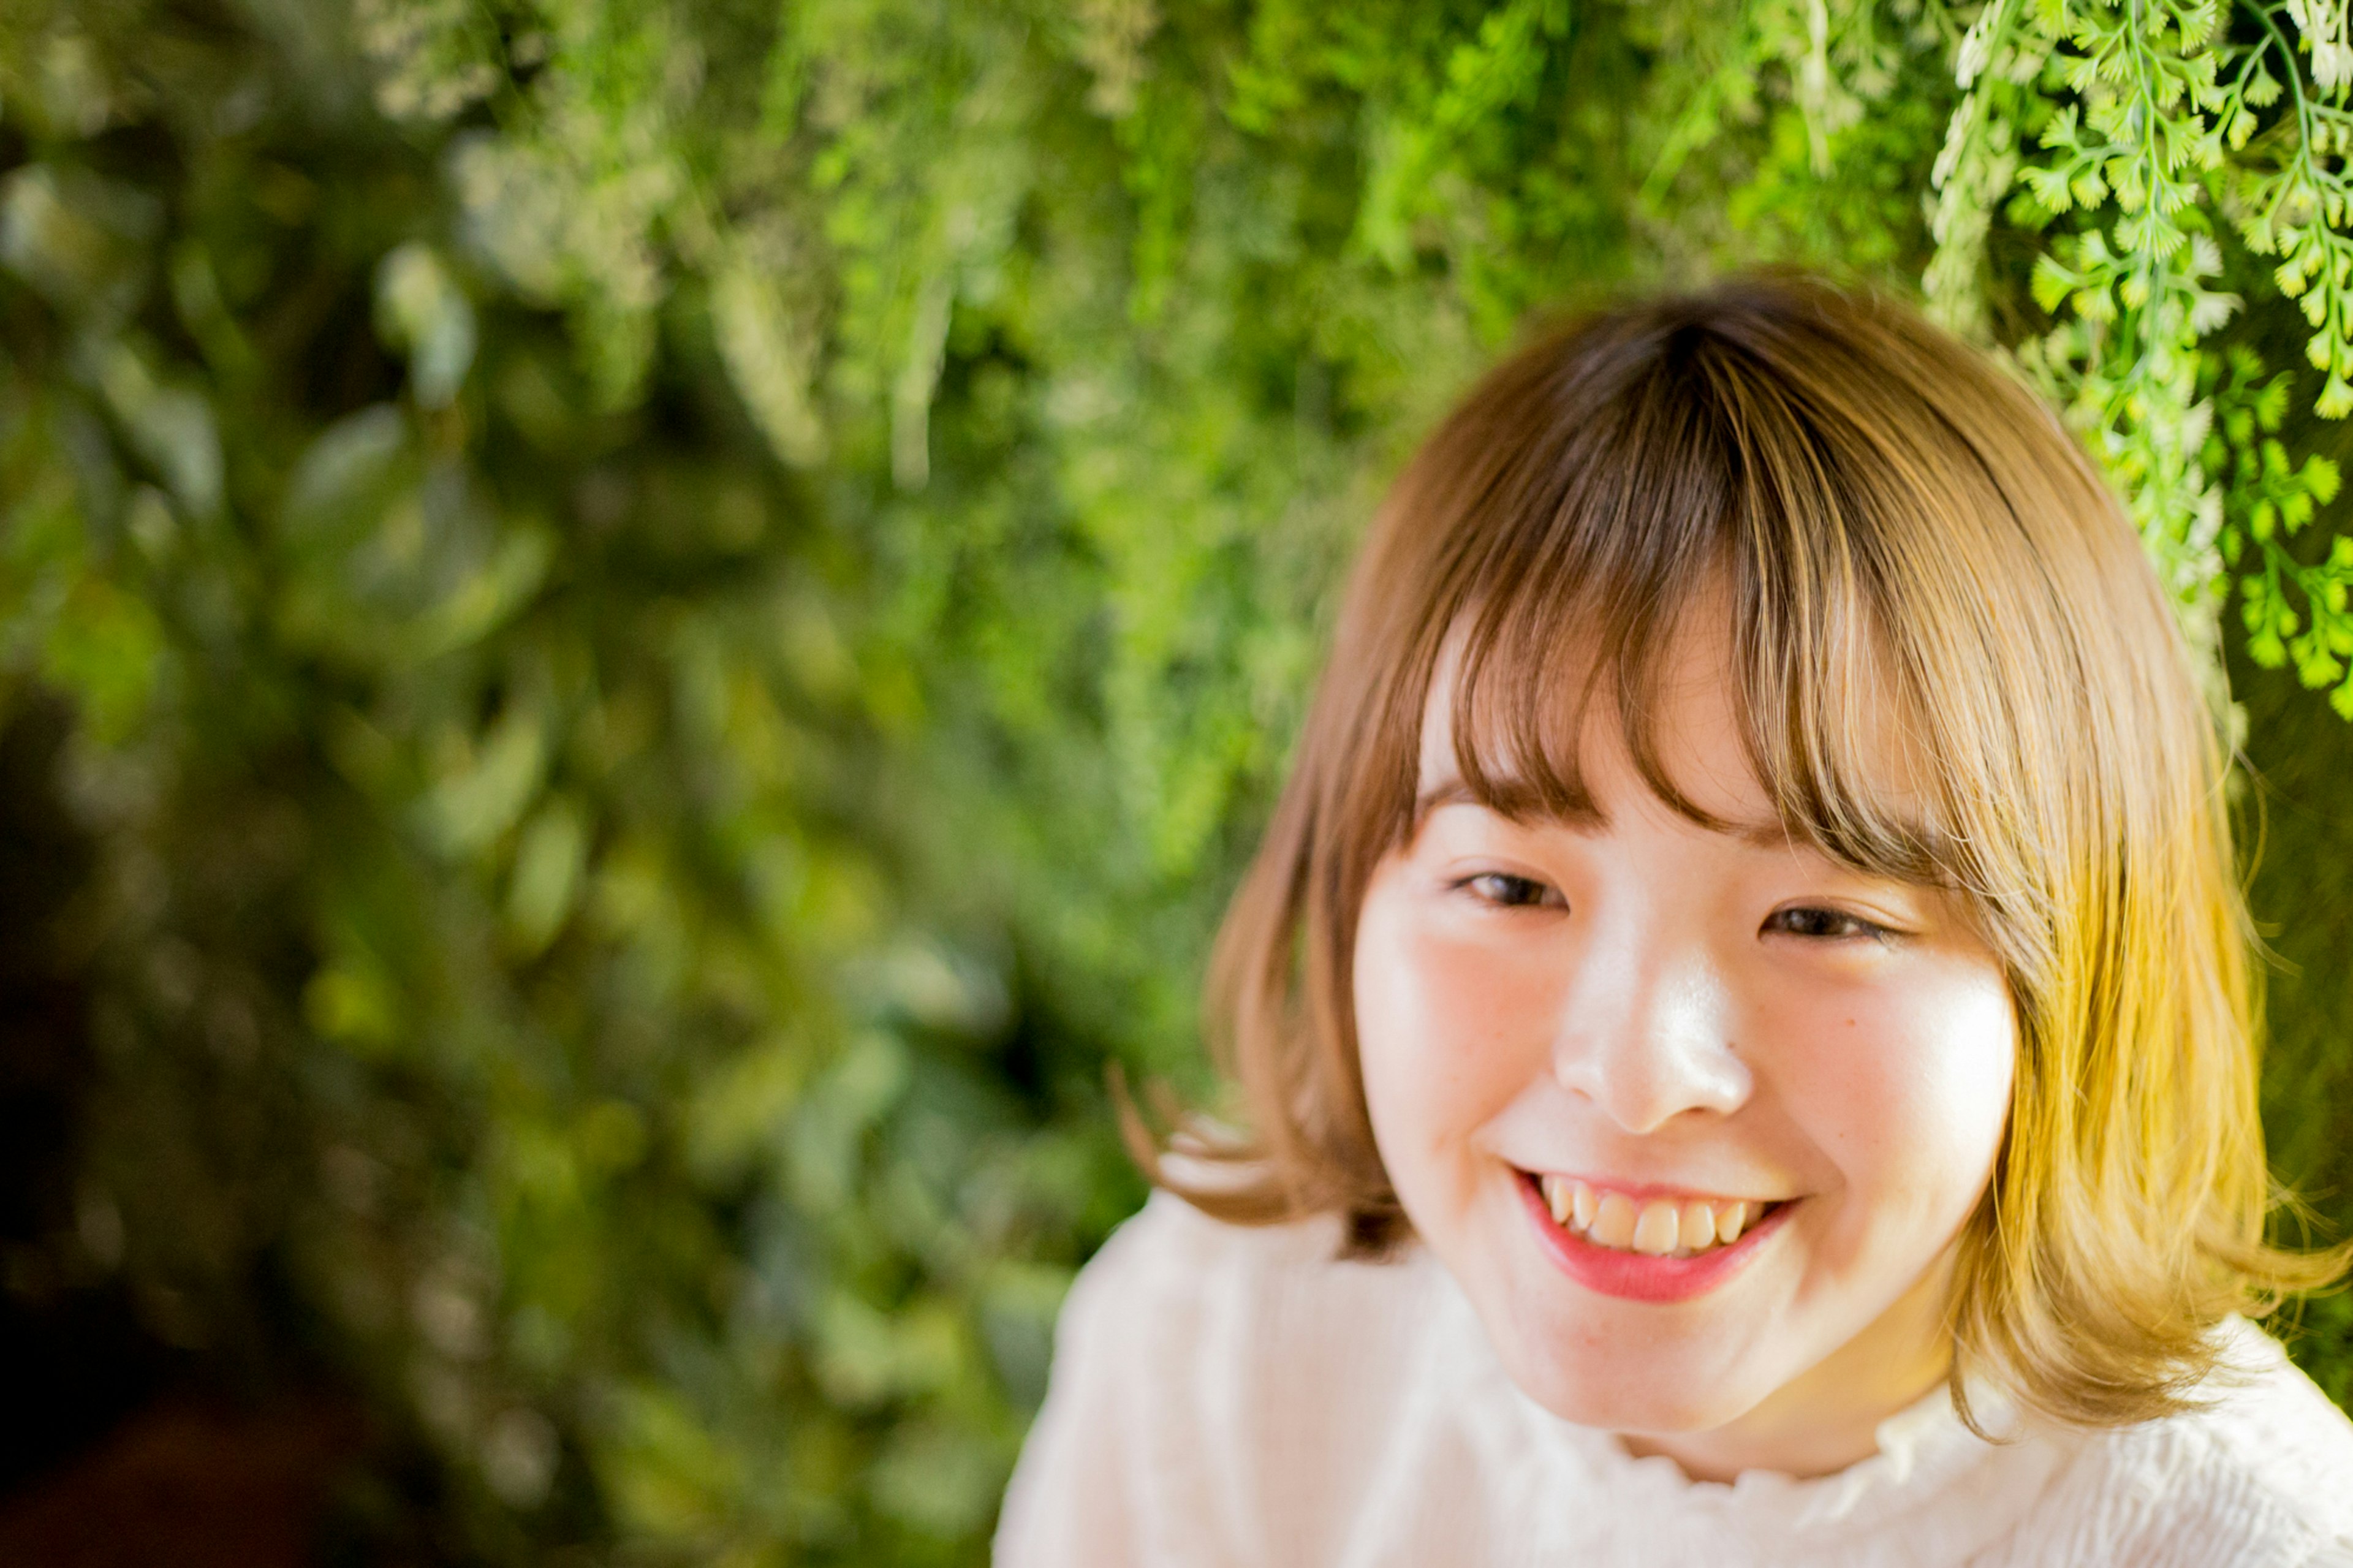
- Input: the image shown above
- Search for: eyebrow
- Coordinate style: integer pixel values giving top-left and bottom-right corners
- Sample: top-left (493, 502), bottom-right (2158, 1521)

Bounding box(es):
top-left (1412, 777), bottom-right (1802, 851)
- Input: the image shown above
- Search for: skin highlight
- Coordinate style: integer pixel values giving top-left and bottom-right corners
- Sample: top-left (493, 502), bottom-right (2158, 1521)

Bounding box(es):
top-left (1350, 617), bottom-right (2017, 1482)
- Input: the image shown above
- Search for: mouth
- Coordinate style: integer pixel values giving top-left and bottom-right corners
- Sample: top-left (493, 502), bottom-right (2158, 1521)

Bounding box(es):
top-left (1512, 1168), bottom-right (1795, 1303)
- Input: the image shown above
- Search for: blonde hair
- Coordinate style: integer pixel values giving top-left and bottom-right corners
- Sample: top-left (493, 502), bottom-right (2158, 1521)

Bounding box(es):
top-left (1136, 270), bottom-right (2346, 1431)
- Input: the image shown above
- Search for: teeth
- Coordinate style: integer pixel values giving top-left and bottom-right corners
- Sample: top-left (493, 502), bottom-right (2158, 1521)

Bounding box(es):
top-left (1544, 1175), bottom-right (1572, 1224)
top-left (1631, 1200), bottom-right (1680, 1255)
top-left (1536, 1175), bottom-right (1773, 1258)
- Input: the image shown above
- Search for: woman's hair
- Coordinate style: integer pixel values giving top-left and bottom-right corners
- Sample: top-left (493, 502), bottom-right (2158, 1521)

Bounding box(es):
top-left (1135, 269), bottom-right (2346, 1432)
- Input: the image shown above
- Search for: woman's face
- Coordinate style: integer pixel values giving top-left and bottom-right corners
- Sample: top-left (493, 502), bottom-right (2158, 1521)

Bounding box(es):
top-left (1352, 626), bottom-right (2016, 1480)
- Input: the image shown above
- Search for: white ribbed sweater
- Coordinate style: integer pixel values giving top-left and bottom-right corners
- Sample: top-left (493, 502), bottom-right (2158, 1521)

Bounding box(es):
top-left (996, 1191), bottom-right (2353, 1567)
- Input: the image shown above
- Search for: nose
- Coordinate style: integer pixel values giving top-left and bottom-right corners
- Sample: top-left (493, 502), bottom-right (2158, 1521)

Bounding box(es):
top-left (1550, 932), bottom-right (1753, 1134)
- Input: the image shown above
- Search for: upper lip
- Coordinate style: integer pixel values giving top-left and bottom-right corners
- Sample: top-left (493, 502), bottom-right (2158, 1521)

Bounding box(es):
top-left (1512, 1164), bottom-right (1792, 1208)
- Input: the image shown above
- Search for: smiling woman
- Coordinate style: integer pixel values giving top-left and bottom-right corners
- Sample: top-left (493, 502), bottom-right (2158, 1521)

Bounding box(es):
top-left (1354, 613), bottom-right (2018, 1481)
top-left (993, 273), bottom-right (2353, 1566)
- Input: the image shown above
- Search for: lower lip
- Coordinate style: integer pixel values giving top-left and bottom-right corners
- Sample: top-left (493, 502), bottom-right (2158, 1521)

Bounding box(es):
top-left (1515, 1172), bottom-right (1794, 1303)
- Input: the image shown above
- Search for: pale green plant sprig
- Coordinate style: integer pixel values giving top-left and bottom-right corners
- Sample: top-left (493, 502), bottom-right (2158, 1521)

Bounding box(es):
top-left (1776, 0), bottom-right (1906, 175)
top-left (2004, 0), bottom-right (2242, 667)
top-left (2031, 0), bottom-right (2230, 252)
top-left (2249, 6), bottom-right (2353, 716)
top-left (2234, 4), bottom-right (2353, 417)
top-left (2206, 346), bottom-right (2353, 713)
top-left (1922, 0), bottom-right (2353, 715)
top-left (2025, 227), bottom-right (2238, 680)
top-left (1925, 0), bottom-right (2043, 339)
top-left (2282, 0), bottom-right (2353, 94)
top-left (1995, 0), bottom-right (2353, 714)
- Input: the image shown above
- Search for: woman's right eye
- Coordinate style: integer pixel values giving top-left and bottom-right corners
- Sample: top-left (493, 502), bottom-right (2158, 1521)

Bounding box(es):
top-left (1459, 872), bottom-right (1558, 909)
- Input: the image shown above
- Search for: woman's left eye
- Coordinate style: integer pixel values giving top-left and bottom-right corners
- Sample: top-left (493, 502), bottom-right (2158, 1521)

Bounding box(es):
top-left (1460, 872), bottom-right (1558, 909)
top-left (1765, 905), bottom-right (1892, 942)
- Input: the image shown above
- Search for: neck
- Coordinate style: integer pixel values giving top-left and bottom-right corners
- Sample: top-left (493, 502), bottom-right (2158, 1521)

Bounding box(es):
top-left (1616, 1255), bottom-right (1957, 1483)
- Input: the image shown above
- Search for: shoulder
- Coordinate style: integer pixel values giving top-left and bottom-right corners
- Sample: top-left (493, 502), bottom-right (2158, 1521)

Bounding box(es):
top-left (1038, 1187), bottom-right (1454, 1439)
top-left (1063, 1187), bottom-right (1436, 1348)
top-left (2023, 1319), bottom-right (2353, 1567)
top-left (995, 1191), bottom-right (1458, 1567)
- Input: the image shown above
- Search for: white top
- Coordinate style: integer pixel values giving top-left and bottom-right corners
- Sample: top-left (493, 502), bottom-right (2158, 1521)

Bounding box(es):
top-left (995, 1191), bottom-right (2353, 1567)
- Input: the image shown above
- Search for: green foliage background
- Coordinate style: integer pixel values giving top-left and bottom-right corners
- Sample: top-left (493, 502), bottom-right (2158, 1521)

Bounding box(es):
top-left (4, 0), bottom-right (2353, 1560)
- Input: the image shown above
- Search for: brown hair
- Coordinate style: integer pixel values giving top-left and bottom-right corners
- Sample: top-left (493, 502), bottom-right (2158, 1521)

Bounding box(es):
top-left (1133, 270), bottom-right (2344, 1430)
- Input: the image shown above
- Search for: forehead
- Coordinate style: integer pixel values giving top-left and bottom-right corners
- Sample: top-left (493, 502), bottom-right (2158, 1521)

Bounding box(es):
top-left (1411, 601), bottom-right (1934, 863)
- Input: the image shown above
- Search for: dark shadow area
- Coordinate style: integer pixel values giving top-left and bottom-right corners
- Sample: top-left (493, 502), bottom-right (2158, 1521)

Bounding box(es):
top-left (0, 700), bottom-right (388, 1563)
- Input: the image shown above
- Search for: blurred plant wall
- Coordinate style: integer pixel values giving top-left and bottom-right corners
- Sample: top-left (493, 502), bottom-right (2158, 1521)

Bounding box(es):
top-left (2, 0), bottom-right (2352, 1562)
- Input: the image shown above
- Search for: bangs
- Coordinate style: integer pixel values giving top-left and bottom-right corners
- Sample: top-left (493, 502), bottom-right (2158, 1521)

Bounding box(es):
top-left (1433, 321), bottom-right (1963, 894)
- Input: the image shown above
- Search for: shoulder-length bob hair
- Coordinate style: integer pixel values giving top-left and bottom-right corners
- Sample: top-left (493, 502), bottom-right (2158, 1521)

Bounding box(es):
top-left (1140, 270), bottom-right (2344, 1431)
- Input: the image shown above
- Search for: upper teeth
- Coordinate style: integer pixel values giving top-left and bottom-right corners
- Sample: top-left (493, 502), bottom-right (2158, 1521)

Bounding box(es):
top-left (1540, 1175), bottom-right (1760, 1257)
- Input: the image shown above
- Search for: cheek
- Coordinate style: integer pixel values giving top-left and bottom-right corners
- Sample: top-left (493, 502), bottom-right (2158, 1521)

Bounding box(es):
top-left (1783, 964), bottom-right (2015, 1233)
top-left (1352, 883), bottom-right (1552, 1186)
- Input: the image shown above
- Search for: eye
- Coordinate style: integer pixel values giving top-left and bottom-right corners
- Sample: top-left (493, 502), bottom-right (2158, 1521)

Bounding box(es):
top-left (1457, 872), bottom-right (1561, 909)
top-left (1765, 905), bottom-right (1894, 942)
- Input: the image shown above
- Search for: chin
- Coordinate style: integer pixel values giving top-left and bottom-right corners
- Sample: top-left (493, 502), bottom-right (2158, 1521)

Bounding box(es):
top-left (1493, 1319), bottom-right (1766, 1436)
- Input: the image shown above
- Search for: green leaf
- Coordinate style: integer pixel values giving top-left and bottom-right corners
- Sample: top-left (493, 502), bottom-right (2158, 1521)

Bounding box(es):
top-left (2031, 252), bottom-right (2078, 312)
